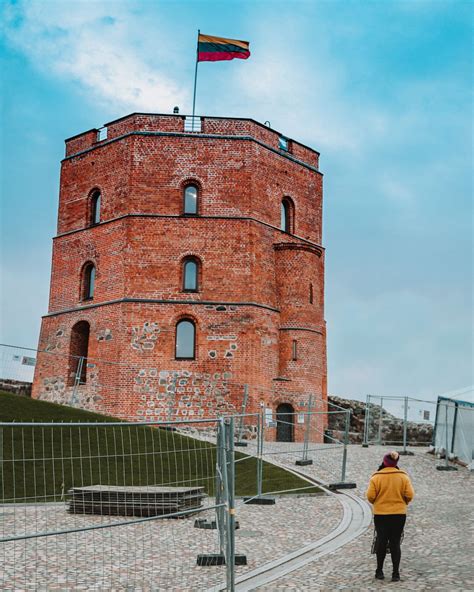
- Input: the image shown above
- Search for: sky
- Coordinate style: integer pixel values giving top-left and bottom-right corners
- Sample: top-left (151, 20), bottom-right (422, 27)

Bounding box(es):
top-left (0, 0), bottom-right (472, 401)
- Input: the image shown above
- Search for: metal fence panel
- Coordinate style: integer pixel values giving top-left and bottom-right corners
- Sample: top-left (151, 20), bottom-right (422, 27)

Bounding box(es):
top-left (228, 403), bottom-right (351, 499)
top-left (0, 418), bottom-right (231, 590)
top-left (362, 395), bottom-right (436, 448)
top-left (0, 344), bottom-right (37, 384)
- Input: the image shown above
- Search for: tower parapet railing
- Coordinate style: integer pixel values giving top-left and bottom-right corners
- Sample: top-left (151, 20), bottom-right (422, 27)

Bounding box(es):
top-left (64, 112), bottom-right (320, 168)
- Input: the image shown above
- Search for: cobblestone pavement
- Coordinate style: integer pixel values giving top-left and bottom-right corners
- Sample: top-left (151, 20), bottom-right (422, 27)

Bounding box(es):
top-left (0, 492), bottom-right (341, 590)
top-left (258, 444), bottom-right (473, 591)
top-left (2, 444), bottom-right (471, 591)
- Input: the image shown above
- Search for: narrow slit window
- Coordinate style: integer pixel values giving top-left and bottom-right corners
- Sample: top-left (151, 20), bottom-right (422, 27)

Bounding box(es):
top-left (175, 320), bottom-right (196, 359)
top-left (309, 283), bottom-right (314, 304)
top-left (184, 185), bottom-right (198, 215)
top-left (292, 340), bottom-right (298, 361)
top-left (281, 198), bottom-right (293, 233)
top-left (281, 201), bottom-right (289, 231)
top-left (183, 259), bottom-right (198, 291)
top-left (82, 264), bottom-right (96, 300)
top-left (91, 190), bottom-right (101, 225)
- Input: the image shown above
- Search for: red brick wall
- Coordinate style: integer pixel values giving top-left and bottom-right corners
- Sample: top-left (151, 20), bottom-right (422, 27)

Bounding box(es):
top-left (58, 139), bottom-right (133, 234)
top-left (34, 114), bottom-right (327, 440)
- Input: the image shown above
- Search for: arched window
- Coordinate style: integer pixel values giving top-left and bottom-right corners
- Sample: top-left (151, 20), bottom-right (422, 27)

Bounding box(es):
top-left (281, 198), bottom-right (294, 233)
top-left (68, 320), bottom-right (90, 385)
top-left (90, 190), bottom-right (101, 225)
top-left (183, 258), bottom-right (199, 292)
top-left (183, 184), bottom-right (198, 215)
top-left (82, 263), bottom-right (96, 300)
top-left (175, 319), bottom-right (196, 359)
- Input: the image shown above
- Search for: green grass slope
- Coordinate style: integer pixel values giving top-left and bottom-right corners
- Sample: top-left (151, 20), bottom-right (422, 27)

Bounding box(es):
top-left (0, 392), bottom-right (319, 502)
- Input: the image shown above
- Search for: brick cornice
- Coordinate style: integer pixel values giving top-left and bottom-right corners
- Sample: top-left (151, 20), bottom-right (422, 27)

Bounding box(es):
top-left (53, 214), bottom-right (325, 252)
top-left (63, 130), bottom-right (322, 175)
top-left (43, 298), bottom-right (280, 318)
top-left (279, 326), bottom-right (324, 335)
top-left (274, 242), bottom-right (323, 258)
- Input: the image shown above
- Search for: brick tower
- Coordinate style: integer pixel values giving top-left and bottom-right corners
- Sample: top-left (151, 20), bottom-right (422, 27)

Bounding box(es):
top-left (32, 113), bottom-right (327, 440)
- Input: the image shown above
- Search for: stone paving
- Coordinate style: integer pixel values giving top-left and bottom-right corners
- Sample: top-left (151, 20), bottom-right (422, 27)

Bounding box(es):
top-left (258, 444), bottom-right (473, 591)
top-left (1, 444), bottom-right (472, 591)
top-left (0, 490), bottom-right (341, 590)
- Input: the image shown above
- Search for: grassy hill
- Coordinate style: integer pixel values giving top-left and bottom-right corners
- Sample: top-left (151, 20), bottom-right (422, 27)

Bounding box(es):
top-left (0, 391), bottom-right (319, 502)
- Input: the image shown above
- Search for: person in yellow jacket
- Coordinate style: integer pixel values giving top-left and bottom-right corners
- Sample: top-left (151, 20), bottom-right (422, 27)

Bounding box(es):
top-left (366, 451), bottom-right (415, 582)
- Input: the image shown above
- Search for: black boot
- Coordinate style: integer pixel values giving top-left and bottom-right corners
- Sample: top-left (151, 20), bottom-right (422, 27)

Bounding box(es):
top-left (391, 572), bottom-right (400, 582)
top-left (375, 569), bottom-right (385, 580)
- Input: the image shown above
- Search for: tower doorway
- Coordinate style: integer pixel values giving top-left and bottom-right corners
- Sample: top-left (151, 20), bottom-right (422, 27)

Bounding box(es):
top-left (276, 403), bottom-right (294, 442)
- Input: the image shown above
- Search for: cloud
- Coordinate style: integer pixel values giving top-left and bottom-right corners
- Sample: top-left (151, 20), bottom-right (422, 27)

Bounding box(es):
top-left (231, 4), bottom-right (471, 169)
top-left (234, 42), bottom-right (375, 153)
top-left (2, 0), bottom-right (188, 112)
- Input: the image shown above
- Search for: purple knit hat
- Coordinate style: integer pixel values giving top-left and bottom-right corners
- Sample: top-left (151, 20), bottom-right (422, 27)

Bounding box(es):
top-left (383, 451), bottom-right (400, 467)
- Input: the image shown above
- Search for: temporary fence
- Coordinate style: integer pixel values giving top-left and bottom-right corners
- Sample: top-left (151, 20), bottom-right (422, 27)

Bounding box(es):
top-left (0, 343), bottom-right (248, 423)
top-left (0, 417), bottom-right (238, 591)
top-left (0, 344), bottom-right (36, 384)
top-left (1, 343), bottom-right (359, 589)
top-left (361, 395), bottom-right (436, 451)
top-left (1, 342), bottom-right (355, 488)
top-left (433, 395), bottom-right (473, 470)
top-left (228, 398), bottom-right (353, 499)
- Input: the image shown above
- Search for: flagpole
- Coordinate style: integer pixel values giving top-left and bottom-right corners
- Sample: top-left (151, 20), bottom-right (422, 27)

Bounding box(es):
top-left (191, 29), bottom-right (200, 130)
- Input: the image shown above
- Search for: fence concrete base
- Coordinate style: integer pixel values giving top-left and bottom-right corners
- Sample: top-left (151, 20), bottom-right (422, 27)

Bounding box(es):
top-left (197, 554), bottom-right (226, 566)
top-left (328, 482), bottom-right (357, 491)
top-left (243, 496), bottom-right (276, 505)
top-left (194, 519), bottom-right (240, 530)
top-left (197, 554), bottom-right (247, 566)
top-left (194, 519), bottom-right (217, 530)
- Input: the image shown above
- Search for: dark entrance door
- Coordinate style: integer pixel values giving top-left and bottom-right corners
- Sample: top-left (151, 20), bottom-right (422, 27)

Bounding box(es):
top-left (276, 403), bottom-right (294, 442)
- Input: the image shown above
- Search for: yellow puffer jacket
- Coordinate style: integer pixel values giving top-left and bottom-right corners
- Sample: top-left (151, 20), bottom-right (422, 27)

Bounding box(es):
top-left (366, 467), bottom-right (415, 515)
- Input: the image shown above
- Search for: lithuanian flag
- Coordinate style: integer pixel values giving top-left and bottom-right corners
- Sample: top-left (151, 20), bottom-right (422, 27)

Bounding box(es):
top-left (198, 34), bottom-right (250, 62)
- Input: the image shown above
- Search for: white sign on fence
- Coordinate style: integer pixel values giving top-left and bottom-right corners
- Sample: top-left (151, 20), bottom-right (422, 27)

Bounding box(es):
top-left (265, 408), bottom-right (273, 426)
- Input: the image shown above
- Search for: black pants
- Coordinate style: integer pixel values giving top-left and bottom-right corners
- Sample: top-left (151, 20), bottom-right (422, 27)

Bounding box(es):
top-left (374, 514), bottom-right (406, 574)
